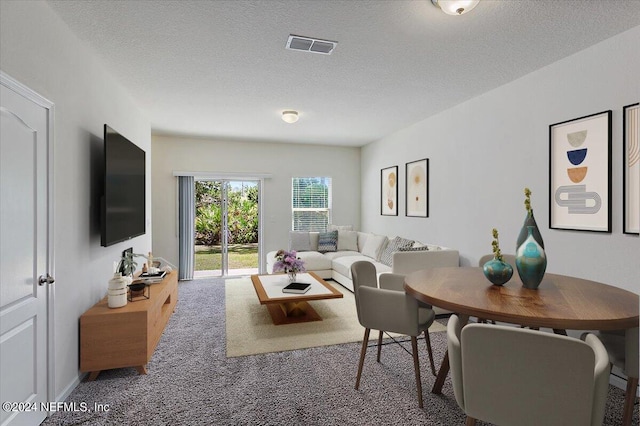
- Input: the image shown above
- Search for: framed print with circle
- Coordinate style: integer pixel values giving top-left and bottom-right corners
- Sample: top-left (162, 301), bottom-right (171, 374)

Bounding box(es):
top-left (405, 159), bottom-right (429, 217)
top-left (381, 166), bottom-right (398, 216)
top-left (549, 110), bottom-right (612, 233)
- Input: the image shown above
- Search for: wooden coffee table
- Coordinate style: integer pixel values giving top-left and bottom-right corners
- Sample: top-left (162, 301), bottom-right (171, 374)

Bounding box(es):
top-left (251, 272), bottom-right (343, 325)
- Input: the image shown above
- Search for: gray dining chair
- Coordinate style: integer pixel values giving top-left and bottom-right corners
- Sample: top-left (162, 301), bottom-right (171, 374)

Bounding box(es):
top-left (447, 314), bottom-right (610, 426)
top-left (351, 261), bottom-right (437, 408)
top-left (585, 328), bottom-right (639, 426)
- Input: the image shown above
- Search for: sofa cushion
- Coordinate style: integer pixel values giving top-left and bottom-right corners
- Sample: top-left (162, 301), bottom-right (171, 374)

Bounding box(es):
top-left (317, 230), bottom-right (338, 253)
top-left (380, 236), bottom-right (414, 266)
top-left (295, 251), bottom-right (332, 271)
top-left (289, 231), bottom-right (312, 251)
top-left (361, 234), bottom-right (388, 260)
top-left (337, 230), bottom-right (358, 251)
top-left (323, 251), bottom-right (361, 260)
top-left (331, 255), bottom-right (391, 278)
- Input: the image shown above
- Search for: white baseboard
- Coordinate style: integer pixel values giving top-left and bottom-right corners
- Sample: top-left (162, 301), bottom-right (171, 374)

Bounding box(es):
top-left (50, 373), bottom-right (84, 415)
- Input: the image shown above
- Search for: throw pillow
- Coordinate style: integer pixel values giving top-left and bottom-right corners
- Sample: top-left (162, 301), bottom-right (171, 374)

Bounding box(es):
top-left (337, 230), bottom-right (358, 251)
top-left (361, 234), bottom-right (388, 260)
top-left (289, 231), bottom-right (312, 251)
top-left (380, 236), bottom-right (414, 266)
top-left (398, 245), bottom-right (430, 252)
top-left (317, 230), bottom-right (338, 253)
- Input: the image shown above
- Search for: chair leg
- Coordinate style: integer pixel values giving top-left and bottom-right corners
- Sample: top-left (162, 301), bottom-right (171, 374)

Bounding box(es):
top-left (376, 330), bottom-right (383, 362)
top-left (355, 328), bottom-right (370, 390)
top-left (423, 330), bottom-right (437, 376)
top-left (622, 376), bottom-right (638, 426)
top-left (465, 416), bottom-right (477, 426)
top-left (410, 336), bottom-right (424, 409)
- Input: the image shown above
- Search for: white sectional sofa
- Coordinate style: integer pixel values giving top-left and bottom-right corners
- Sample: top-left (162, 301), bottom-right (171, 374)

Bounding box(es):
top-left (266, 230), bottom-right (459, 297)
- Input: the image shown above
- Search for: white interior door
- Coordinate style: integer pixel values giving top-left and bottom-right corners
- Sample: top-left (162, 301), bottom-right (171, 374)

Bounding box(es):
top-left (0, 73), bottom-right (53, 426)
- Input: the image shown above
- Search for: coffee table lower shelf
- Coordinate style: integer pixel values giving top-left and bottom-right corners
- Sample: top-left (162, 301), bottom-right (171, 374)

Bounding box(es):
top-left (265, 301), bottom-right (322, 325)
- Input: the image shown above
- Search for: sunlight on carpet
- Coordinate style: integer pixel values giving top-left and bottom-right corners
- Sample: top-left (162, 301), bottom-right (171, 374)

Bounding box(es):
top-left (225, 277), bottom-right (446, 357)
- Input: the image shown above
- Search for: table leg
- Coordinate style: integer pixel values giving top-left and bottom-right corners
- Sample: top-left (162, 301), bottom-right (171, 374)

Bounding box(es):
top-left (432, 314), bottom-right (468, 394)
top-left (432, 349), bottom-right (450, 394)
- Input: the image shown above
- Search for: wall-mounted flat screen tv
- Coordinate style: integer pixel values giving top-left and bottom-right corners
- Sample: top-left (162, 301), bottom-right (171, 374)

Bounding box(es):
top-left (101, 124), bottom-right (146, 247)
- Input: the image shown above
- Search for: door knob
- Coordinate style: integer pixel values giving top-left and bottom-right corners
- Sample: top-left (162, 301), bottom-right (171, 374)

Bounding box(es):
top-left (38, 274), bottom-right (55, 286)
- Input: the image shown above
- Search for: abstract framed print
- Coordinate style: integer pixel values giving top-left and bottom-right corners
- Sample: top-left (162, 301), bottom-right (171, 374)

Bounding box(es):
top-left (405, 159), bottom-right (429, 217)
top-left (623, 103), bottom-right (639, 235)
top-left (549, 110), bottom-right (612, 232)
top-left (381, 166), bottom-right (398, 216)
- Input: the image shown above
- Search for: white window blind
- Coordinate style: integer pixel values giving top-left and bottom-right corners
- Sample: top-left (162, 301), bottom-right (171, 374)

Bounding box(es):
top-left (292, 177), bottom-right (332, 231)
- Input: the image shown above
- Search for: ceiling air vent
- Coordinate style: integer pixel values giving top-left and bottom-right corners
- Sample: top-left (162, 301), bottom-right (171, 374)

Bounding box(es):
top-left (286, 34), bottom-right (337, 55)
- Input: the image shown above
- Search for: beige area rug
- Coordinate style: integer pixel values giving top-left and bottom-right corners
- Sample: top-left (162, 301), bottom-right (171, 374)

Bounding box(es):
top-left (225, 277), bottom-right (446, 357)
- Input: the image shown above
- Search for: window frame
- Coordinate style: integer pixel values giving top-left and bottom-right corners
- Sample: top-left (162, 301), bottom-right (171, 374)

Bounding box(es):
top-left (291, 177), bottom-right (332, 232)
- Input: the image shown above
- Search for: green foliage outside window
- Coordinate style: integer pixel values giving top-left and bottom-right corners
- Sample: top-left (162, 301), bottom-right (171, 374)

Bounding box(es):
top-left (195, 181), bottom-right (258, 245)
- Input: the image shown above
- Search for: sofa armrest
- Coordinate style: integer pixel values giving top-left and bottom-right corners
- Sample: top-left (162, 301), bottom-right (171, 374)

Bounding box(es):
top-left (392, 249), bottom-right (459, 275)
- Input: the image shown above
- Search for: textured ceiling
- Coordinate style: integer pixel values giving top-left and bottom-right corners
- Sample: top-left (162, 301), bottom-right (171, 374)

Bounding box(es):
top-left (47, 0), bottom-right (640, 147)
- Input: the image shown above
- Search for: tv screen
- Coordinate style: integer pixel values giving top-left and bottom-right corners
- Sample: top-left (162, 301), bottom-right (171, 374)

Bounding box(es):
top-left (101, 125), bottom-right (146, 247)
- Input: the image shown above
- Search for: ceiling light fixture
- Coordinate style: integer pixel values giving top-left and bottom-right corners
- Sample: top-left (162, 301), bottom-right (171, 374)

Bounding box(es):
top-left (431, 0), bottom-right (479, 15)
top-left (282, 110), bottom-right (299, 124)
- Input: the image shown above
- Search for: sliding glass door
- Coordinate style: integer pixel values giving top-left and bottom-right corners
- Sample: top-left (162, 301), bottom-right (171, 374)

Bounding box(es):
top-left (194, 179), bottom-right (260, 277)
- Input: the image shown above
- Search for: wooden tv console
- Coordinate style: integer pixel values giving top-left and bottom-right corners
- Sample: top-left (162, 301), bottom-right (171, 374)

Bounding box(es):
top-left (80, 270), bottom-right (178, 381)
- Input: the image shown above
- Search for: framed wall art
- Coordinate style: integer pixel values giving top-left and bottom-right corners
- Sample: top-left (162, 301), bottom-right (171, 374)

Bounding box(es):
top-left (549, 110), bottom-right (612, 233)
top-left (405, 158), bottom-right (429, 217)
top-left (381, 165), bottom-right (398, 216)
top-left (623, 102), bottom-right (639, 235)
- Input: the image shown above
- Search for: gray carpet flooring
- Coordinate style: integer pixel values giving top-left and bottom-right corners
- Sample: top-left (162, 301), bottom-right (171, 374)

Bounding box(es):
top-left (42, 277), bottom-right (638, 425)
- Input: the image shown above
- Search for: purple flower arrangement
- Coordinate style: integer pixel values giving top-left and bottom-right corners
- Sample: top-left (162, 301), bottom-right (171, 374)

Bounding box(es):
top-left (273, 249), bottom-right (305, 274)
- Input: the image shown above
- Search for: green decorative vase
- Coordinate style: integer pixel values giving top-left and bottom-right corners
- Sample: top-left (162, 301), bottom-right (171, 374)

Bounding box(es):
top-left (517, 209), bottom-right (544, 250)
top-left (482, 257), bottom-right (513, 286)
top-left (515, 226), bottom-right (547, 289)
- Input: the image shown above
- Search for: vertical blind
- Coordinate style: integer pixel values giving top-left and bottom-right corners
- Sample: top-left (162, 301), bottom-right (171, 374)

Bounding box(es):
top-left (292, 177), bottom-right (332, 231)
top-left (178, 176), bottom-right (195, 280)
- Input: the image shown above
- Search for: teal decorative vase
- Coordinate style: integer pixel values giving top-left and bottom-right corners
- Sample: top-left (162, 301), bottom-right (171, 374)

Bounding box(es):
top-left (515, 226), bottom-right (547, 289)
top-left (517, 209), bottom-right (544, 249)
top-left (483, 257), bottom-right (513, 286)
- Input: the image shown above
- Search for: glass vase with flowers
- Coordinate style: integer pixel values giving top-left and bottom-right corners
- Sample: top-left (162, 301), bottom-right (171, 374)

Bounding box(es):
top-left (273, 249), bottom-right (306, 282)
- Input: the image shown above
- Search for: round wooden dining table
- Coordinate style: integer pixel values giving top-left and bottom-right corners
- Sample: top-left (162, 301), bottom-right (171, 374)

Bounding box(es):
top-left (404, 266), bottom-right (639, 394)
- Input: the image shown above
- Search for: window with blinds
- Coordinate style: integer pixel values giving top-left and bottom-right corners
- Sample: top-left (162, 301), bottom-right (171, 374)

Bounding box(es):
top-left (292, 177), bottom-right (332, 231)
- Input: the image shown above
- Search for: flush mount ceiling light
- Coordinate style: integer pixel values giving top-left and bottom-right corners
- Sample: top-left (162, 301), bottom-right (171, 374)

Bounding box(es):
top-left (282, 110), bottom-right (299, 124)
top-left (431, 0), bottom-right (479, 15)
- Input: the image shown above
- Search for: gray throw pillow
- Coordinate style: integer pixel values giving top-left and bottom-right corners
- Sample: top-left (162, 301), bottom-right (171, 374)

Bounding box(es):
top-left (317, 230), bottom-right (338, 253)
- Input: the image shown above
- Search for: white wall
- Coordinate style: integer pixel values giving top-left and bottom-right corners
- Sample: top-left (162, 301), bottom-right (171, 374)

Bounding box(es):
top-left (361, 26), bottom-right (640, 294)
top-left (152, 135), bottom-right (360, 268)
top-left (0, 1), bottom-right (152, 400)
